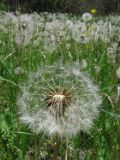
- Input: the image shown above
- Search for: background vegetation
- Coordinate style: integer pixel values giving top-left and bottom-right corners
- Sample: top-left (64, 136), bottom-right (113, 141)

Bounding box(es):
top-left (0, 1), bottom-right (120, 160)
top-left (0, 0), bottom-right (120, 14)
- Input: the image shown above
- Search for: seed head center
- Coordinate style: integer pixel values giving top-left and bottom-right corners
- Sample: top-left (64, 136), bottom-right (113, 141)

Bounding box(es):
top-left (53, 94), bottom-right (65, 101)
top-left (46, 88), bottom-right (72, 107)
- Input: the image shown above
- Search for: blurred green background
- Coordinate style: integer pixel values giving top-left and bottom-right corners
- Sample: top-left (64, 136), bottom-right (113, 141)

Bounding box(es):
top-left (0, 0), bottom-right (120, 14)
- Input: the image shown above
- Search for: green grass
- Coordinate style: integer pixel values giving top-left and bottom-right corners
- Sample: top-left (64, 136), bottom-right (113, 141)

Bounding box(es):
top-left (0, 15), bottom-right (120, 160)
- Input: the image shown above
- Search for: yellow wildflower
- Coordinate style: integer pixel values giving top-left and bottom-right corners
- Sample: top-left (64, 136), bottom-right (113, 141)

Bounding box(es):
top-left (90, 8), bottom-right (97, 14)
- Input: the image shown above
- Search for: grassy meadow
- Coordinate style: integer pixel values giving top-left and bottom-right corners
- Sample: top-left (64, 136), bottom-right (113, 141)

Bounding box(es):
top-left (0, 12), bottom-right (120, 160)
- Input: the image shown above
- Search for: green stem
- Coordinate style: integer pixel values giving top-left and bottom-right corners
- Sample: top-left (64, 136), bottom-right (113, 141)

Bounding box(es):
top-left (65, 138), bottom-right (68, 160)
top-left (53, 134), bottom-right (61, 160)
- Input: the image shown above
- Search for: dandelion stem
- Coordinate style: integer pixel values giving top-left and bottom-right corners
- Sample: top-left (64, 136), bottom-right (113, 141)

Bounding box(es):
top-left (65, 138), bottom-right (68, 160)
top-left (53, 134), bottom-right (61, 160)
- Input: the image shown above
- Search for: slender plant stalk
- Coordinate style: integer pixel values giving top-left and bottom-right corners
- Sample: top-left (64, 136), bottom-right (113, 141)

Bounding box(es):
top-left (53, 134), bottom-right (61, 160)
top-left (34, 135), bottom-right (39, 160)
top-left (65, 138), bottom-right (68, 160)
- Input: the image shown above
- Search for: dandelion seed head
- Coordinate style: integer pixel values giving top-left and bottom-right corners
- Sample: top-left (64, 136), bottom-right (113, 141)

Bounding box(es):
top-left (117, 84), bottom-right (120, 96)
top-left (80, 59), bottom-right (88, 68)
top-left (17, 61), bottom-right (102, 137)
top-left (107, 47), bottom-right (115, 54)
top-left (82, 13), bottom-right (92, 22)
top-left (116, 67), bottom-right (120, 79)
top-left (14, 67), bottom-right (24, 75)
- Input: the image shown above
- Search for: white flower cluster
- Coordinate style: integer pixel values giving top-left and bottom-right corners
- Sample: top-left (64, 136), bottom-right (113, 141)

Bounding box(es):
top-left (107, 42), bottom-right (120, 63)
top-left (17, 61), bottom-right (102, 137)
top-left (0, 12), bottom-right (120, 54)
